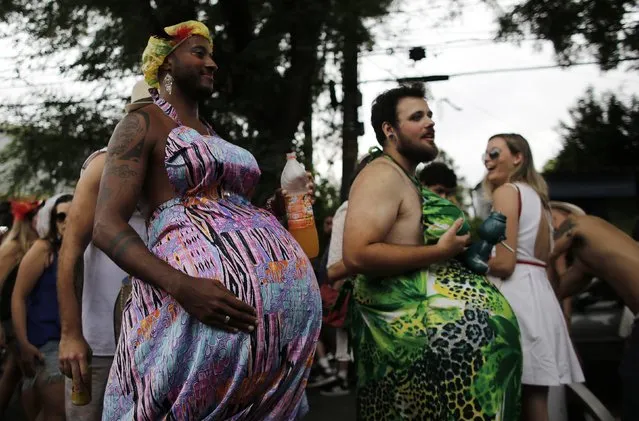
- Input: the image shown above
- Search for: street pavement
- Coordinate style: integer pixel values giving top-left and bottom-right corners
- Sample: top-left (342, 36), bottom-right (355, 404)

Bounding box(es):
top-left (4, 388), bottom-right (358, 420)
top-left (305, 389), bottom-right (357, 420)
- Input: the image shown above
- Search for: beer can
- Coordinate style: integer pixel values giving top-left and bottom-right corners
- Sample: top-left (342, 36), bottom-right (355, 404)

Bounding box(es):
top-left (71, 357), bottom-right (92, 406)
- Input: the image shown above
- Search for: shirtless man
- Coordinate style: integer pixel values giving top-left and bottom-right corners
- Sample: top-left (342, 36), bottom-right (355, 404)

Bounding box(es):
top-left (343, 85), bottom-right (467, 278)
top-left (550, 214), bottom-right (639, 421)
top-left (56, 80), bottom-right (151, 420)
top-left (342, 85), bottom-right (521, 420)
top-left (551, 215), bottom-right (639, 313)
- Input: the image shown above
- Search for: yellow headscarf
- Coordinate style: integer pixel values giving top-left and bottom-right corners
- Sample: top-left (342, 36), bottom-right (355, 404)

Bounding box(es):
top-left (142, 20), bottom-right (213, 88)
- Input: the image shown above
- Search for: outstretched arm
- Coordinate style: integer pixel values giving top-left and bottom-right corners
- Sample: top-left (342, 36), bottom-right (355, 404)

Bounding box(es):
top-left (549, 217), bottom-right (592, 298)
top-left (557, 259), bottom-right (592, 299)
top-left (551, 216), bottom-right (580, 260)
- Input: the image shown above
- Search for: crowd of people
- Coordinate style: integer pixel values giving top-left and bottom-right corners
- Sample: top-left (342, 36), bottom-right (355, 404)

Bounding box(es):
top-left (0, 18), bottom-right (636, 421)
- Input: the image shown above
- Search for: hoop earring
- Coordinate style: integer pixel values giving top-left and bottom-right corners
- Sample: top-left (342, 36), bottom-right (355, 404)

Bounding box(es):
top-left (163, 73), bottom-right (174, 95)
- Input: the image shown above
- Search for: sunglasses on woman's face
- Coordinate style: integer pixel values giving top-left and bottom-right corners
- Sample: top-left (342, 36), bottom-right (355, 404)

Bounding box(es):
top-left (55, 213), bottom-right (67, 223)
top-left (482, 147), bottom-right (501, 162)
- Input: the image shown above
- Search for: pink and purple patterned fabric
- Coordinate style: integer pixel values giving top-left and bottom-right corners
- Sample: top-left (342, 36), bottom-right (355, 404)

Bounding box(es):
top-left (102, 92), bottom-right (322, 420)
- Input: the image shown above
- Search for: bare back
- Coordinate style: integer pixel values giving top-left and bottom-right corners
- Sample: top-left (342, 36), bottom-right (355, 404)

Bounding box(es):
top-left (512, 183), bottom-right (552, 263)
top-left (578, 216), bottom-right (639, 313)
top-left (533, 206), bottom-right (552, 263)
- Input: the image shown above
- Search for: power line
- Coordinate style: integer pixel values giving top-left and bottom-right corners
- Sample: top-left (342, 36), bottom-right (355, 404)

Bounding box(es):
top-left (360, 37), bottom-right (544, 57)
top-left (359, 58), bottom-right (639, 84)
top-left (1, 59), bottom-right (636, 107)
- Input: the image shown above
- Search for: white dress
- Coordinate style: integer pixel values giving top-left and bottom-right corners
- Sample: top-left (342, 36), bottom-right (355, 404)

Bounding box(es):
top-left (490, 182), bottom-right (584, 386)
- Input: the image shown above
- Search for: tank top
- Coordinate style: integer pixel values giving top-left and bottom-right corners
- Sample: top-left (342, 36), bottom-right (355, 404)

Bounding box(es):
top-left (80, 148), bottom-right (147, 356)
top-left (26, 252), bottom-right (60, 347)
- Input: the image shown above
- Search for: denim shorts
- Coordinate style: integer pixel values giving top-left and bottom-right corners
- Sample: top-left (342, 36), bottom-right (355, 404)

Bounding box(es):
top-left (22, 340), bottom-right (64, 390)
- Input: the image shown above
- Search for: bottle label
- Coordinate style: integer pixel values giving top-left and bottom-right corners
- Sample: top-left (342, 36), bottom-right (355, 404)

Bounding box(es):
top-left (286, 193), bottom-right (314, 230)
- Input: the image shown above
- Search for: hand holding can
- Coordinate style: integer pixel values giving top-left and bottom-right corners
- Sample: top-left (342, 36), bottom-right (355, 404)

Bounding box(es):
top-left (71, 351), bottom-right (92, 406)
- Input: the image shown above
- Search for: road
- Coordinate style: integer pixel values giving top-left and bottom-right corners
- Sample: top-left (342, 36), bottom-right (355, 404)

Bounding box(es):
top-left (305, 390), bottom-right (357, 420)
top-left (4, 388), bottom-right (357, 420)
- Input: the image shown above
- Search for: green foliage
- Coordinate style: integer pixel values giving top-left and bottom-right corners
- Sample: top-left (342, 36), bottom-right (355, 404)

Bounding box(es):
top-left (497, 0), bottom-right (639, 70)
top-left (0, 101), bottom-right (119, 195)
top-left (545, 88), bottom-right (639, 174)
top-left (0, 0), bottom-right (393, 198)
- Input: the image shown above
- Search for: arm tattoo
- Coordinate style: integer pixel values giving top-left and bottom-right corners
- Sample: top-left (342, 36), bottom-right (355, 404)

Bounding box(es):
top-left (119, 141), bottom-right (144, 162)
top-left (554, 218), bottom-right (576, 240)
top-left (108, 111), bottom-right (150, 161)
top-left (105, 164), bottom-right (138, 179)
top-left (106, 230), bottom-right (142, 261)
top-left (96, 186), bottom-right (112, 208)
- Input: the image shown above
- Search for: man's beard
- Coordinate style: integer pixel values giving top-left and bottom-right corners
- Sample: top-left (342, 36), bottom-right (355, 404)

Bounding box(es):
top-left (396, 132), bottom-right (438, 163)
top-left (173, 68), bottom-right (214, 101)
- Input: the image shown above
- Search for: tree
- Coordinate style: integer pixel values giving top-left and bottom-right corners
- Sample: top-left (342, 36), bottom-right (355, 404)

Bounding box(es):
top-left (0, 101), bottom-right (119, 196)
top-left (0, 0), bottom-right (392, 200)
top-left (544, 88), bottom-right (639, 174)
top-left (496, 0), bottom-right (639, 70)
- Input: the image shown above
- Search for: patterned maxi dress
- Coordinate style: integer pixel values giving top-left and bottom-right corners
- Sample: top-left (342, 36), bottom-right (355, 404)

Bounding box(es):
top-left (102, 95), bottom-right (322, 420)
top-left (350, 157), bottom-right (523, 420)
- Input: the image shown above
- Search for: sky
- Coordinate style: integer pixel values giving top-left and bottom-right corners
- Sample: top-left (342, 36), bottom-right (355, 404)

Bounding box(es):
top-left (0, 0), bottom-right (638, 191)
top-left (352, 0), bottom-right (639, 188)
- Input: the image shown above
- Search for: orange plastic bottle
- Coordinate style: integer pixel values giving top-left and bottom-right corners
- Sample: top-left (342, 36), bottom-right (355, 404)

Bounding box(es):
top-left (281, 152), bottom-right (319, 258)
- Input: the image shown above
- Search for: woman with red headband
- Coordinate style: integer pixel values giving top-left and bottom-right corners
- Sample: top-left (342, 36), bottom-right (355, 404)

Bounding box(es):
top-left (12, 194), bottom-right (73, 421)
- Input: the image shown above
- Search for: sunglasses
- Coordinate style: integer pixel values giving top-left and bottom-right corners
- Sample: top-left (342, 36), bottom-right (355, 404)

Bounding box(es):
top-left (482, 147), bottom-right (501, 162)
top-left (55, 213), bottom-right (67, 223)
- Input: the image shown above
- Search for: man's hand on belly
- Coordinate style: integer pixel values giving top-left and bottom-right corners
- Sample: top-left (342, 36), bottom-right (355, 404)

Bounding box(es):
top-left (173, 276), bottom-right (259, 333)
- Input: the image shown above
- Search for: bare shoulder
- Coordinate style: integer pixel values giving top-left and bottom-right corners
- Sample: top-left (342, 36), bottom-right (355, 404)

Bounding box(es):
top-left (554, 215), bottom-right (579, 240)
top-left (80, 152), bottom-right (107, 184)
top-left (140, 104), bottom-right (175, 141)
top-left (492, 184), bottom-right (519, 202)
top-left (31, 239), bottom-right (52, 253)
top-left (350, 158), bottom-right (411, 197)
top-left (24, 239), bottom-right (52, 262)
top-left (110, 109), bottom-right (152, 147)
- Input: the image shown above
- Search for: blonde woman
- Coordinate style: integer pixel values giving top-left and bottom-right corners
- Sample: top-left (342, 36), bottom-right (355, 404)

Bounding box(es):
top-left (0, 200), bottom-right (40, 418)
top-left (483, 133), bottom-right (583, 421)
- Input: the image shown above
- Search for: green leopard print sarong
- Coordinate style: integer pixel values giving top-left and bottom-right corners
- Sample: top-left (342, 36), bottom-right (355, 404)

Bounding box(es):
top-left (351, 185), bottom-right (522, 420)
